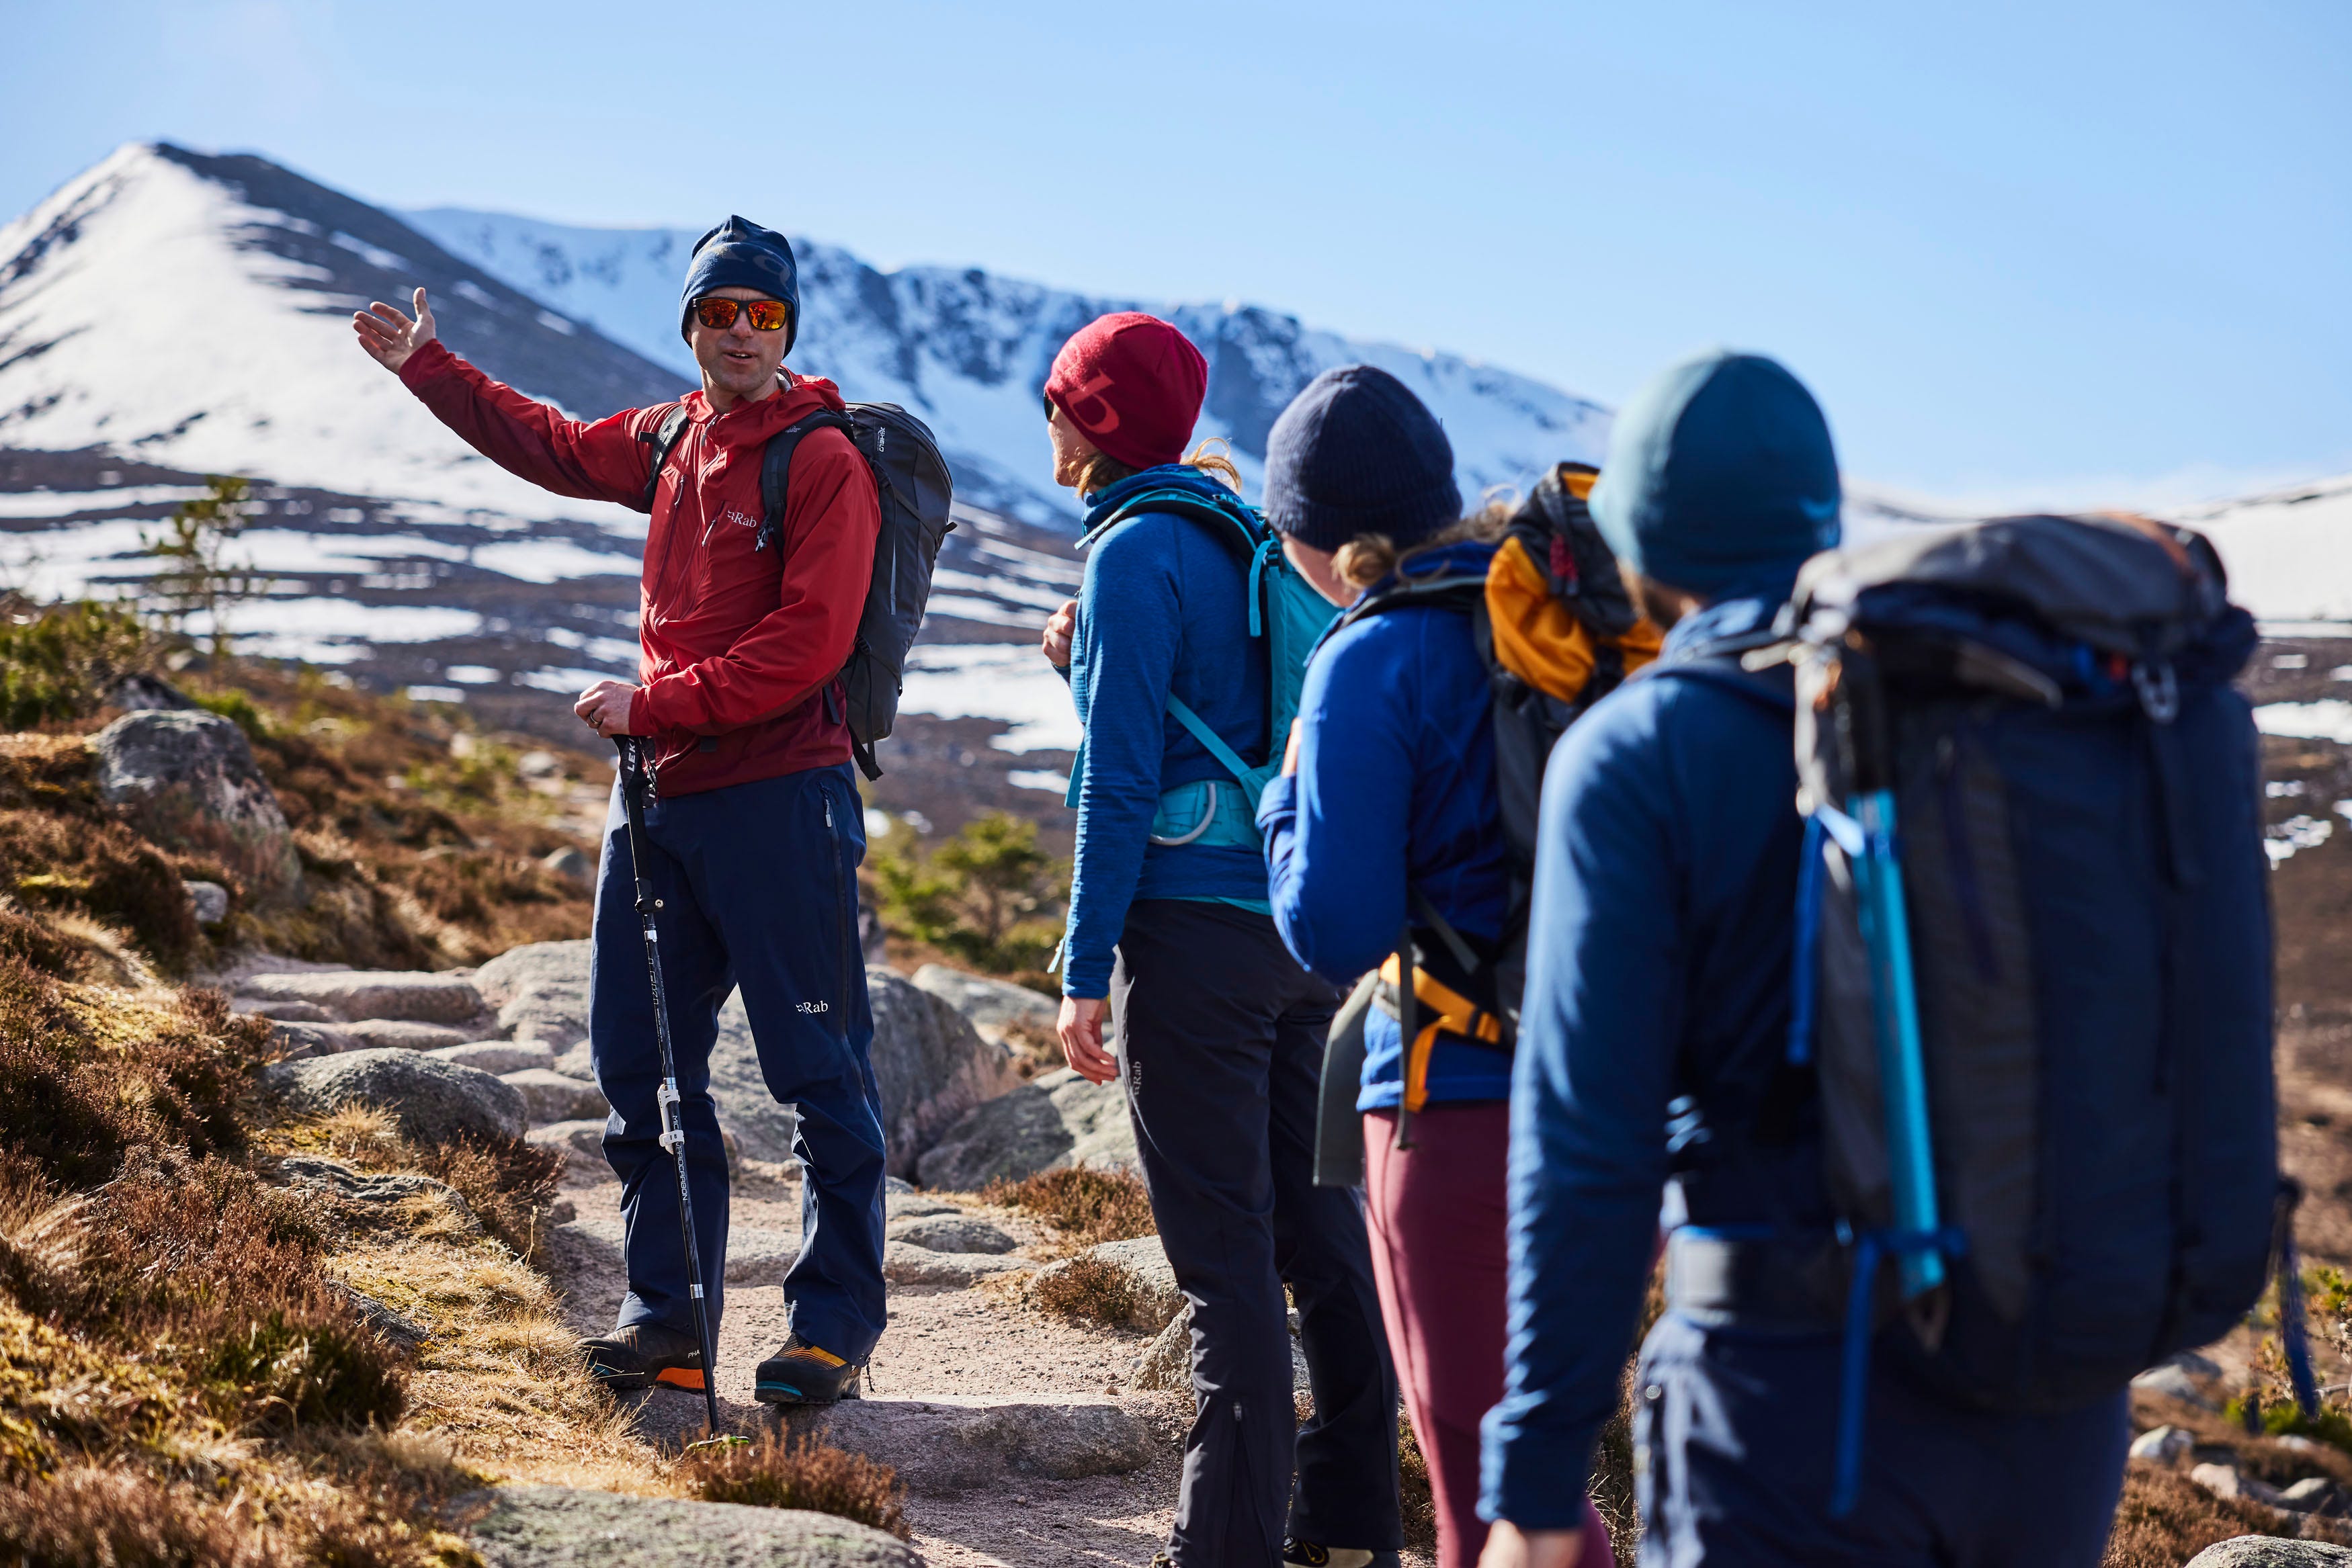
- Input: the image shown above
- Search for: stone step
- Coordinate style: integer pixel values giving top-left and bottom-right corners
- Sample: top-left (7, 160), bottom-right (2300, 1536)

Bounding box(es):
top-left (626, 1392), bottom-right (1163, 1497)
top-left (241, 969), bottom-right (488, 1026)
top-left (501, 1068), bottom-right (610, 1124)
top-left (455, 1484), bottom-right (917, 1567)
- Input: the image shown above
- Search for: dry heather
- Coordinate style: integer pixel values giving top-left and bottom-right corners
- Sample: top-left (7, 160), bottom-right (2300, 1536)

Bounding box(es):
top-left (984, 1165), bottom-right (1157, 1251)
top-left (1029, 1254), bottom-right (1142, 1328)
top-left (682, 1431), bottom-right (911, 1539)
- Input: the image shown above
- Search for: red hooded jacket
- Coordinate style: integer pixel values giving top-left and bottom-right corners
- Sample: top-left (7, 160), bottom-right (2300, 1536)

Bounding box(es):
top-left (398, 341), bottom-right (881, 796)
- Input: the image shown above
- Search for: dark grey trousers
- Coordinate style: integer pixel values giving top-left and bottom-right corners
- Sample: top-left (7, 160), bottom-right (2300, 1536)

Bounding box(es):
top-left (1114, 898), bottom-right (1402, 1566)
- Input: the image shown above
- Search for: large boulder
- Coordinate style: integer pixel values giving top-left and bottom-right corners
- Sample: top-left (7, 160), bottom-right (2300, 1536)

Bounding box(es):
top-left (914, 1067), bottom-right (1137, 1192)
top-left (240, 970), bottom-right (488, 1027)
top-left (469, 945), bottom-right (1022, 1174)
top-left (455, 1484), bottom-right (919, 1567)
top-left (2184, 1543), bottom-right (2352, 1566)
top-left (476, 939), bottom-right (593, 1049)
top-left (909, 964), bottom-right (1057, 1046)
top-left (91, 709), bottom-right (298, 896)
top-left (264, 1049), bottom-right (526, 1143)
top-left (866, 968), bottom-right (1023, 1179)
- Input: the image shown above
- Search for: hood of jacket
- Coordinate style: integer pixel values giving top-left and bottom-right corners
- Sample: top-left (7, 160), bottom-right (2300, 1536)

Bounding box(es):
top-left (679, 371), bottom-right (849, 492)
top-left (1079, 464), bottom-right (1254, 547)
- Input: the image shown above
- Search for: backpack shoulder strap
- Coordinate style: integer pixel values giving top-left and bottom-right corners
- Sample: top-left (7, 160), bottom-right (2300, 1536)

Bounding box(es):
top-left (755, 409), bottom-right (857, 551)
top-left (1640, 631), bottom-right (1796, 713)
top-left (1337, 573), bottom-right (1488, 631)
top-left (634, 403), bottom-right (692, 515)
top-left (1083, 489), bottom-right (1267, 556)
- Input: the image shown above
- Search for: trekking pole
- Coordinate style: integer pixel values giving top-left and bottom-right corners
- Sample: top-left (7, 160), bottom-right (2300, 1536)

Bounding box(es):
top-left (614, 736), bottom-right (726, 1440)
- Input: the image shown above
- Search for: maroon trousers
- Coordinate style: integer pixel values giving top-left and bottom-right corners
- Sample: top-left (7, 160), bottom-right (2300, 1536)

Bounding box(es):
top-left (1364, 1105), bottom-right (1613, 1568)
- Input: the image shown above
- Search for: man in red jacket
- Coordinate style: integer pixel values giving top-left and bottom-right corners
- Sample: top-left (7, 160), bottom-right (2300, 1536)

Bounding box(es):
top-left (355, 216), bottom-right (886, 1406)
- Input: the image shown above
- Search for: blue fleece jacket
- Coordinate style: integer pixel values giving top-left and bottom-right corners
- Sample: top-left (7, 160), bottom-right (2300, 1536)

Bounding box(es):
top-left (1060, 467), bottom-right (1274, 999)
top-left (1478, 586), bottom-right (1833, 1529)
top-left (1257, 539), bottom-right (1513, 1108)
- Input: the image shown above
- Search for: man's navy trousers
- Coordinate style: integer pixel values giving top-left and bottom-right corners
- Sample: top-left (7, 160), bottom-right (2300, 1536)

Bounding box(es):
top-left (588, 761), bottom-right (888, 1364)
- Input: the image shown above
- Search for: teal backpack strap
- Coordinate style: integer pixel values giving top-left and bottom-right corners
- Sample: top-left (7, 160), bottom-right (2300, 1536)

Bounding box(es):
top-left (1165, 694), bottom-right (1264, 791)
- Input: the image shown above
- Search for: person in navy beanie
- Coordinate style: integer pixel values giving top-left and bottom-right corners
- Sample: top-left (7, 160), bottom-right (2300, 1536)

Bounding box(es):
top-left (1036, 322), bottom-right (1405, 1568)
top-left (1261, 364), bottom-right (1464, 557)
top-left (1256, 365), bottom-right (1624, 1568)
top-left (676, 216), bottom-right (802, 352)
top-left (353, 210), bottom-right (887, 1415)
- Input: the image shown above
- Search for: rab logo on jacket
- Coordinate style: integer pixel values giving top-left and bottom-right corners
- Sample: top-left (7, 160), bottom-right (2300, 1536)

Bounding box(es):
top-left (720, 507), bottom-right (759, 532)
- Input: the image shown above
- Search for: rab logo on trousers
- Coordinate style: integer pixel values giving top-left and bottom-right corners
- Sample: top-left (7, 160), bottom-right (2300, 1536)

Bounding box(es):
top-left (796, 1000), bottom-right (829, 1014)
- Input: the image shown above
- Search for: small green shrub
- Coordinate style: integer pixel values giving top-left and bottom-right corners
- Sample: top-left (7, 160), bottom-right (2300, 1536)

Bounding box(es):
top-left (190, 686), bottom-right (267, 740)
top-left (0, 600), bottom-right (153, 730)
top-left (982, 1166), bottom-right (1156, 1245)
top-left (870, 812), bottom-right (1065, 973)
top-left (683, 1431), bottom-right (909, 1539)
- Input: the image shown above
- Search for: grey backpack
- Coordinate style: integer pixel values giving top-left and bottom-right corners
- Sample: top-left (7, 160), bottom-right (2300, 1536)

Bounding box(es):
top-left (636, 400), bottom-right (956, 779)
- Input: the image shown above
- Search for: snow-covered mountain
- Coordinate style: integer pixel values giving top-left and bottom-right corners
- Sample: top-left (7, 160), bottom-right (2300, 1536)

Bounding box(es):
top-left (400, 207), bottom-right (1610, 527)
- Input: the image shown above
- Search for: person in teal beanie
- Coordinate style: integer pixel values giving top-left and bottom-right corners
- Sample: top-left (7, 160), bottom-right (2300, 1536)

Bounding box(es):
top-left (1478, 349), bottom-right (2129, 1567)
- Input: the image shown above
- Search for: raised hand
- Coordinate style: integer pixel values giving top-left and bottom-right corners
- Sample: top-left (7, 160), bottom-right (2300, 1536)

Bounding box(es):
top-left (353, 287), bottom-right (439, 373)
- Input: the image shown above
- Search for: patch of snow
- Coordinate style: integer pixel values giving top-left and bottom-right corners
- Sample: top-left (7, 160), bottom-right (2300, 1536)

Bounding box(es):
top-left (2256, 701), bottom-right (2352, 745)
top-left (404, 685), bottom-right (465, 703)
top-left (896, 643), bottom-right (1079, 752)
top-left (2267, 814), bottom-right (2332, 866)
top-left (445, 665), bottom-right (503, 684)
top-left (1007, 769), bottom-right (1072, 794)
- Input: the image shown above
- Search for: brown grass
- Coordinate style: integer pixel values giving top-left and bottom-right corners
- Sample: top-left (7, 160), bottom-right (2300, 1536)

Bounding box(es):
top-left (1398, 1411), bottom-right (1437, 1557)
top-left (2100, 1467), bottom-right (2302, 1567)
top-left (279, 1105), bottom-right (563, 1261)
top-left (983, 1166), bottom-right (1157, 1250)
top-left (1030, 1255), bottom-right (1140, 1328)
top-left (681, 1430), bottom-right (911, 1539)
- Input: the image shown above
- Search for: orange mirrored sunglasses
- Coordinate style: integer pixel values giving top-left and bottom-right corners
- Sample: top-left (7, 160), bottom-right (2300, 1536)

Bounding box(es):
top-left (691, 296), bottom-right (791, 332)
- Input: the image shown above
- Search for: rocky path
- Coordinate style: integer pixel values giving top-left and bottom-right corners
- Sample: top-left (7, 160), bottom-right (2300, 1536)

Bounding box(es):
top-left (543, 1160), bottom-right (1197, 1565)
top-left (230, 942), bottom-right (1435, 1566)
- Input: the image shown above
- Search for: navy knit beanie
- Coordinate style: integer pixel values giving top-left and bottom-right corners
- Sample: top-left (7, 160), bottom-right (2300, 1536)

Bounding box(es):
top-left (678, 216), bottom-right (802, 355)
top-left (1587, 349), bottom-right (1841, 598)
top-left (1262, 366), bottom-right (1461, 553)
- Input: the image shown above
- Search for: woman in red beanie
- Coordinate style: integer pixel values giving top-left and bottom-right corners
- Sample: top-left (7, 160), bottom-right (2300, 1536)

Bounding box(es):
top-left (1040, 313), bottom-right (1405, 1568)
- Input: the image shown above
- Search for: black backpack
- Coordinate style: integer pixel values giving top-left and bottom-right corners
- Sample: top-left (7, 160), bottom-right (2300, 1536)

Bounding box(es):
top-left (635, 399), bottom-right (956, 779)
top-left (1312, 464), bottom-right (1661, 1168)
top-left (1654, 513), bottom-right (2295, 1512)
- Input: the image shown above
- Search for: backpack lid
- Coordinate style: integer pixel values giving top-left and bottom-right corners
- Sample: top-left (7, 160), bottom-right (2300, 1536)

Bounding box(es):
top-left (1793, 513), bottom-right (2230, 656)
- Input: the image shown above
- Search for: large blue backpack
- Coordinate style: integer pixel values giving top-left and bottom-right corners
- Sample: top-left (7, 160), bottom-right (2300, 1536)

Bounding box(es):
top-left (1063, 486), bottom-right (1337, 844)
top-left (1663, 513), bottom-right (2290, 1511)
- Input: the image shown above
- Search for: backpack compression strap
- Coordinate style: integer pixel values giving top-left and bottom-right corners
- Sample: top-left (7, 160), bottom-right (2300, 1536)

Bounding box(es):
top-left (634, 403), bottom-right (692, 515)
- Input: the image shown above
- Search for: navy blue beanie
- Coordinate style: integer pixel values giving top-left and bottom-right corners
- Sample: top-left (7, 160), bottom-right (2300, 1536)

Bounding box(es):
top-left (678, 215), bottom-right (802, 355)
top-left (1588, 349), bottom-right (1841, 597)
top-left (1262, 366), bottom-right (1461, 553)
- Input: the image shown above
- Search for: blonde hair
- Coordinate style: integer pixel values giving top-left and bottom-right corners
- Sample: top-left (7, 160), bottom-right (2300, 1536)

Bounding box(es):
top-left (1331, 496), bottom-right (1513, 590)
top-left (1077, 436), bottom-right (1245, 499)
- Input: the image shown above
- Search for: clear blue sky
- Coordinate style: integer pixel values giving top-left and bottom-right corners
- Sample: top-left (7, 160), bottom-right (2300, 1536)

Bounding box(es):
top-left (3, 0), bottom-right (2347, 505)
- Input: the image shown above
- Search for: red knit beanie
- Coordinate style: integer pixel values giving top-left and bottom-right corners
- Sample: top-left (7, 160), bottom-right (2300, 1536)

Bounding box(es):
top-left (1044, 312), bottom-right (1208, 472)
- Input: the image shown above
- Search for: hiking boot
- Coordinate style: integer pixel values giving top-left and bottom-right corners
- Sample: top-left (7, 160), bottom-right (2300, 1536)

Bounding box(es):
top-left (579, 1320), bottom-right (704, 1393)
top-left (752, 1334), bottom-right (863, 1405)
top-left (1284, 1542), bottom-right (1400, 1568)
